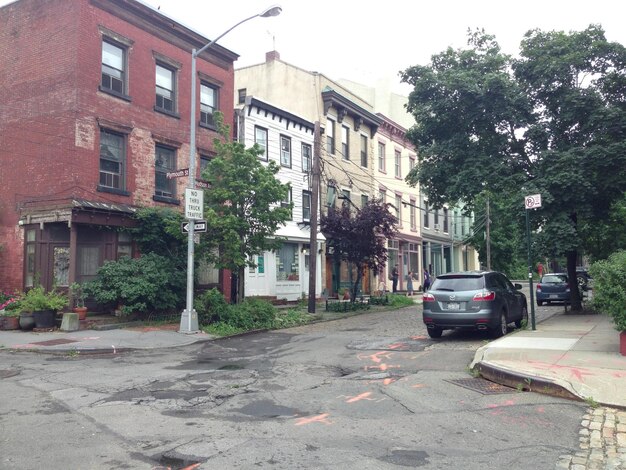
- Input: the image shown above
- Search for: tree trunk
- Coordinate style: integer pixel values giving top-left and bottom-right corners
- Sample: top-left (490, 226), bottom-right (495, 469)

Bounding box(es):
top-left (236, 266), bottom-right (246, 304)
top-left (567, 250), bottom-right (582, 311)
top-left (351, 267), bottom-right (363, 302)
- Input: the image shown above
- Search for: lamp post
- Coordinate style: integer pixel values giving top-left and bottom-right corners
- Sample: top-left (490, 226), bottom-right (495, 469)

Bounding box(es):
top-left (180, 5), bottom-right (282, 334)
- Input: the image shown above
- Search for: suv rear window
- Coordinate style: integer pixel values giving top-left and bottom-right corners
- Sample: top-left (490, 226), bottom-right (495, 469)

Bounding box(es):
top-left (542, 274), bottom-right (567, 283)
top-left (431, 275), bottom-right (484, 291)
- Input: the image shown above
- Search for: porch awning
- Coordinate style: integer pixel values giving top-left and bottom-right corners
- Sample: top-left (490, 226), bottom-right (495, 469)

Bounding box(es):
top-left (274, 223), bottom-right (326, 243)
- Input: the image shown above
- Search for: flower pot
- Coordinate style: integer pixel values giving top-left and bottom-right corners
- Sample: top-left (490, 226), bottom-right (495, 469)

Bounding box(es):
top-left (0, 315), bottom-right (20, 330)
top-left (19, 312), bottom-right (35, 330)
top-left (73, 307), bottom-right (88, 321)
top-left (33, 309), bottom-right (56, 329)
top-left (620, 331), bottom-right (626, 357)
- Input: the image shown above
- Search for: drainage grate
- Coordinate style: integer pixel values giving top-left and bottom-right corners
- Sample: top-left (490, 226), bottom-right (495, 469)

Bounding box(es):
top-left (29, 338), bottom-right (79, 346)
top-left (446, 377), bottom-right (516, 395)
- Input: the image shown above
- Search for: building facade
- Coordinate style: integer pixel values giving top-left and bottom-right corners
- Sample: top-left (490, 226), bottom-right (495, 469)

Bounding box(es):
top-left (235, 96), bottom-right (324, 301)
top-left (0, 0), bottom-right (234, 297)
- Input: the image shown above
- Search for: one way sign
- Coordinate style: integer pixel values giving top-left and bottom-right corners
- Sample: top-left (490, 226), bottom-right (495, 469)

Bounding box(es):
top-left (182, 220), bottom-right (207, 233)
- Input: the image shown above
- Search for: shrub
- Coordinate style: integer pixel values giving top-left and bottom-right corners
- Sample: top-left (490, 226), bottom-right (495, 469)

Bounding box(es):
top-left (222, 297), bottom-right (276, 330)
top-left (195, 288), bottom-right (230, 326)
top-left (19, 285), bottom-right (68, 312)
top-left (84, 253), bottom-right (185, 315)
top-left (589, 250), bottom-right (626, 331)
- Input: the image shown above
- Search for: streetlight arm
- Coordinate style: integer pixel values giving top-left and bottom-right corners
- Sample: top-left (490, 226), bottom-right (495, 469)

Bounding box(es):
top-left (195, 14), bottom-right (260, 58)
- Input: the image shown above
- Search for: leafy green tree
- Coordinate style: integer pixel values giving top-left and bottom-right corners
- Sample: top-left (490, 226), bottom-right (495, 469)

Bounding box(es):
top-left (199, 114), bottom-right (292, 303)
top-left (321, 200), bottom-right (398, 301)
top-left (402, 26), bottom-right (626, 310)
top-left (128, 207), bottom-right (186, 263)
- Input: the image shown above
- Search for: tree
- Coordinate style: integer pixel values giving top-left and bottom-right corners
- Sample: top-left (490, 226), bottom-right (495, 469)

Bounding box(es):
top-left (402, 26), bottom-right (626, 311)
top-left (321, 199), bottom-right (398, 301)
top-left (199, 114), bottom-right (292, 304)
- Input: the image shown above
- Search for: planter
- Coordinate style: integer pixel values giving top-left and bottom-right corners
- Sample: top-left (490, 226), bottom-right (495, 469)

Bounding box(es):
top-left (620, 331), bottom-right (626, 357)
top-left (19, 312), bottom-right (35, 330)
top-left (0, 315), bottom-right (20, 330)
top-left (33, 309), bottom-right (56, 329)
top-left (73, 307), bottom-right (88, 321)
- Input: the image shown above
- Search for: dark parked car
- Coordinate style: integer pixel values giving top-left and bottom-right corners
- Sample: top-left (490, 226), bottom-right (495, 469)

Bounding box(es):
top-left (536, 273), bottom-right (571, 306)
top-left (422, 271), bottom-right (528, 339)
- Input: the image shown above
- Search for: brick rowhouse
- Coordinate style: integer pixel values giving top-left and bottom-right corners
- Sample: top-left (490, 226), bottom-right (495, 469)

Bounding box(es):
top-left (0, 0), bottom-right (234, 301)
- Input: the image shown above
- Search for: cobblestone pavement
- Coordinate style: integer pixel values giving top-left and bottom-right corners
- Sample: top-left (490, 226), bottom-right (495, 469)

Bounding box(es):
top-left (557, 407), bottom-right (626, 470)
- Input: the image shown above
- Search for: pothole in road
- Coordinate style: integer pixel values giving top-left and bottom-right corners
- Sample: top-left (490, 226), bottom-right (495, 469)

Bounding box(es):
top-left (379, 449), bottom-right (430, 467)
top-left (233, 399), bottom-right (305, 419)
top-left (347, 337), bottom-right (429, 352)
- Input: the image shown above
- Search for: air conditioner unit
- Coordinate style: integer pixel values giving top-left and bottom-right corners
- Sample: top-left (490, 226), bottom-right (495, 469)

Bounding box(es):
top-left (434, 224), bottom-right (441, 231)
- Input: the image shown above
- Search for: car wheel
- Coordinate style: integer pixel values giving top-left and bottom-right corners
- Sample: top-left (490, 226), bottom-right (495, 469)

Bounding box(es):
top-left (491, 312), bottom-right (507, 338)
top-left (515, 306), bottom-right (528, 329)
top-left (577, 275), bottom-right (588, 290)
top-left (537, 300), bottom-right (543, 306)
top-left (427, 327), bottom-right (443, 339)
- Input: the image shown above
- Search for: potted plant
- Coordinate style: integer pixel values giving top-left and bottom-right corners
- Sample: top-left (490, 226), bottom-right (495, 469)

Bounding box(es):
top-left (0, 293), bottom-right (21, 330)
top-left (70, 282), bottom-right (88, 320)
top-left (20, 285), bottom-right (68, 329)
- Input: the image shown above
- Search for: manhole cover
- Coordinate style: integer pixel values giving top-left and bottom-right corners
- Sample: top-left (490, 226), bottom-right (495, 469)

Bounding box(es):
top-left (446, 377), bottom-right (516, 395)
top-left (0, 369), bottom-right (21, 379)
top-left (29, 338), bottom-right (79, 346)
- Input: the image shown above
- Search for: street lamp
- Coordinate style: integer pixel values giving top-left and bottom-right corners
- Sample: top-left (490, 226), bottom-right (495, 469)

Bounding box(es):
top-left (181, 5), bottom-right (282, 333)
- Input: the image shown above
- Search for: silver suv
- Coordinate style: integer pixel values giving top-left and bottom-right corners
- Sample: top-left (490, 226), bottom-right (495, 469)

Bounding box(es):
top-left (422, 271), bottom-right (528, 339)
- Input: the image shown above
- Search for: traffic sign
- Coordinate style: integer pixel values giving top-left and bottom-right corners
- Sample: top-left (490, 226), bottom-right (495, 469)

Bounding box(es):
top-left (185, 188), bottom-right (204, 220)
top-left (182, 220), bottom-right (207, 233)
top-left (524, 194), bottom-right (542, 209)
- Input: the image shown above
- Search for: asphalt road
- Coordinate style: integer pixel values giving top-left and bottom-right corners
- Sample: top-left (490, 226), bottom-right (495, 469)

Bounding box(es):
top-left (1, 303), bottom-right (585, 469)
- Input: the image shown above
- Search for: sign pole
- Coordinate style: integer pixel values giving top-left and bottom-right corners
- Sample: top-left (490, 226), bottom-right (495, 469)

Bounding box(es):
top-left (524, 194), bottom-right (541, 331)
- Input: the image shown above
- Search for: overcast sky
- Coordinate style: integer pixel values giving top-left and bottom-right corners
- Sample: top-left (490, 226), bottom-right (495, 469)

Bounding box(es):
top-left (3, 0), bottom-right (625, 93)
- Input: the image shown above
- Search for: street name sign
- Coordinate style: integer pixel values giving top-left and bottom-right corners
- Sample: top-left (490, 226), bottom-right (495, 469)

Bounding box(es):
top-left (182, 220), bottom-right (207, 233)
top-left (185, 188), bottom-right (204, 220)
top-left (166, 168), bottom-right (189, 179)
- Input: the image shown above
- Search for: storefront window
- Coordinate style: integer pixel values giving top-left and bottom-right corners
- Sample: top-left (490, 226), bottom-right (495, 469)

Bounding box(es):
top-left (276, 243), bottom-right (299, 281)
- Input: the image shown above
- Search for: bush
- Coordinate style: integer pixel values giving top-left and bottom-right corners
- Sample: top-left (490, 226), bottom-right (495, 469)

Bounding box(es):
top-left (19, 285), bottom-right (68, 312)
top-left (195, 288), bottom-right (230, 326)
top-left (222, 297), bottom-right (276, 330)
top-left (589, 250), bottom-right (626, 331)
top-left (84, 253), bottom-right (185, 315)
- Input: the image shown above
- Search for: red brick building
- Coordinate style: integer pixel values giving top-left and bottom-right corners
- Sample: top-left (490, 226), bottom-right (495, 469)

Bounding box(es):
top-left (0, 0), bottom-right (234, 298)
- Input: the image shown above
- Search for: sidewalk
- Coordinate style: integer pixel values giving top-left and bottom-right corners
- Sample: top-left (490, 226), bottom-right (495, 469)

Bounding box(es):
top-left (471, 312), bottom-right (626, 409)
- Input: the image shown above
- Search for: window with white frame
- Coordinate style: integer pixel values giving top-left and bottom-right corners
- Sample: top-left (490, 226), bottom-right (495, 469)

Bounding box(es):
top-left (302, 190), bottom-right (311, 221)
top-left (378, 141), bottom-right (385, 172)
top-left (99, 129), bottom-right (125, 190)
top-left (394, 149), bottom-right (401, 178)
top-left (380, 189), bottom-right (387, 204)
top-left (255, 126), bottom-right (268, 161)
top-left (360, 134), bottom-right (368, 167)
top-left (409, 156), bottom-right (416, 171)
top-left (361, 194), bottom-right (368, 208)
top-left (200, 83), bottom-right (218, 127)
top-left (326, 119), bottom-right (335, 155)
top-left (410, 198), bottom-right (416, 229)
top-left (302, 143), bottom-right (311, 172)
top-left (281, 187), bottom-right (292, 220)
top-left (395, 194), bottom-right (402, 222)
top-left (155, 144), bottom-right (176, 198)
top-left (280, 135), bottom-right (292, 168)
top-left (341, 125), bottom-right (349, 160)
top-left (155, 64), bottom-right (176, 113)
top-left (101, 39), bottom-right (126, 95)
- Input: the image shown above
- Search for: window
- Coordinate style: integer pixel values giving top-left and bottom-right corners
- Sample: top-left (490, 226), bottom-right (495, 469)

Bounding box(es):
top-left (155, 145), bottom-right (176, 198)
top-left (394, 149), bottom-right (401, 178)
top-left (424, 201), bottom-right (430, 228)
top-left (361, 194), bottom-right (368, 208)
top-left (200, 155), bottom-right (211, 174)
top-left (99, 129), bottom-right (125, 190)
top-left (302, 143), bottom-right (312, 173)
top-left (380, 189), bottom-right (387, 204)
top-left (255, 126), bottom-right (268, 161)
top-left (200, 83), bottom-right (218, 128)
top-left (281, 187), bottom-right (292, 220)
top-left (341, 189), bottom-right (351, 207)
top-left (25, 229), bottom-right (36, 288)
top-left (302, 190), bottom-right (311, 221)
top-left (341, 125), bottom-right (349, 160)
top-left (155, 64), bottom-right (175, 113)
top-left (238, 88), bottom-right (246, 104)
top-left (327, 185), bottom-right (336, 208)
top-left (434, 209), bottom-right (439, 227)
top-left (410, 198), bottom-right (416, 229)
top-left (101, 40), bottom-right (126, 95)
top-left (117, 231), bottom-right (132, 259)
top-left (326, 119), bottom-right (335, 155)
top-left (443, 207), bottom-right (449, 233)
top-left (409, 156), bottom-right (416, 171)
top-left (280, 135), bottom-right (292, 168)
top-left (378, 142), bottom-right (385, 171)
top-left (395, 194), bottom-right (402, 221)
top-left (276, 243), bottom-right (299, 281)
top-left (360, 135), bottom-right (368, 167)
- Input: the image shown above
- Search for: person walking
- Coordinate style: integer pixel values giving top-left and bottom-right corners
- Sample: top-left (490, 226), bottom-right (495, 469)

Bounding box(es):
top-left (406, 271), bottom-right (414, 296)
top-left (423, 269), bottom-right (431, 292)
top-left (391, 264), bottom-right (399, 293)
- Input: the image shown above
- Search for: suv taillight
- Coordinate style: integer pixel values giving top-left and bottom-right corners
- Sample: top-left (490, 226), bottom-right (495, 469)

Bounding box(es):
top-left (473, 290), bottom-right (495, 301)
top-left (536, 283), bottom-right (542, 292)
top-left (423, 293), bottom-right (435, 302)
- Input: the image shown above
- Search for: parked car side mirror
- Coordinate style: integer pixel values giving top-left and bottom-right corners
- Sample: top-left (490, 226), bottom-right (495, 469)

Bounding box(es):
top-left (514, 283), bottom-right (523, 290)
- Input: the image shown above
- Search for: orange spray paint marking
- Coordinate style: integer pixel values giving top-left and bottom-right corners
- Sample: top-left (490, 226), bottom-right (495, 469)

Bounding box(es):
top-left (295, 413), bottom-right (332, 426)
top-left (411, 383), bottom-right (426, 389)
top-left (410, 335), bottom-right (428, 340)
top-left (365, 363), bottom-right (399, 372)
top-left (358, 351), bottom-right (393, 363)
top-left (344, 392), bottom-right (375, 403)
top-left (180, 465), bottom-right (201, 470)
top-left (382, 378), bottom-right (395, 385)
top-left (387, 342), bottom-right (408, 350)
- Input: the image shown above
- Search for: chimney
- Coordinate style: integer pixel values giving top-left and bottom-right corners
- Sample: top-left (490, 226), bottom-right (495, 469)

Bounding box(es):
top-left (266, 50), bottom-right (280, 62)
